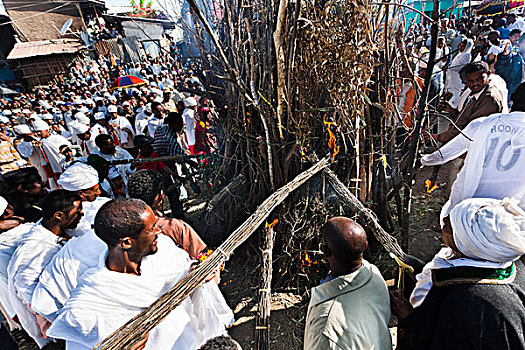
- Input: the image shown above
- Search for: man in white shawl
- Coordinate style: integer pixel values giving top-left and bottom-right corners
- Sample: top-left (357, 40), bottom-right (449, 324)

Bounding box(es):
top-left (33, 120), bottom-right (72, 190)
top-left (421, 83), bottom-right (525, 223)
top-left (7, 190), bottom-right (84, 348)
top-left (444, 39), bottom-right (473, 109)
top-left (393, 198), bottom-right (525, 349)
top-left (47, 199), bottom-right (234, 350)
top-left (91, 134), bottom-right (134, 185)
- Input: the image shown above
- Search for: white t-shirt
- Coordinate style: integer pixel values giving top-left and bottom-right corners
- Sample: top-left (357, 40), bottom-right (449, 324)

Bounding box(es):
top-left (422, 112), bottom-right (525, 220)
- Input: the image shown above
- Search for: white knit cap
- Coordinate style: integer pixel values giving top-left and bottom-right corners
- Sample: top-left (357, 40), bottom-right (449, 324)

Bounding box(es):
top-left (57, 163), bottom-right (99, 191)
top-left (32, 119), bottom-right (50, 131)
top-left (14, 124), bottom-right (32, 135)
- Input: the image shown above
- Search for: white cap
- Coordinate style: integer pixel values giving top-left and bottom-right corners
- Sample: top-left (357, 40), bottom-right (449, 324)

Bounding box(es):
top-left (184, 97), bottom-right (197, 107)
top-left (74, 99), bottom-right (83, 105)
top-left (0, 196), bottom-right (7, 216)
top-left (2, 110), bottom-right (12, 116)
top-left (107, 105), bottom-right (118, 113)
top-left (94, 112), bottom-right (105, 120)
top-left (14, 124), bottom-right (32, 135)
top-left (22, 109), bottom-right (31, 114)
top-left (71, 121), bottom-right (90, 135)
top-left (58, 163), bottom-right (100, 191)
top-left (0, 116), bottom-right (9, 124)
top-left (12, 109), bottom-right (21, 114)
top-left (108, 95), bottom-right (117, 102)
top-left (41, 113), bottom-right (54, 120)
top-left (32, 119), bottom-right (50, 131)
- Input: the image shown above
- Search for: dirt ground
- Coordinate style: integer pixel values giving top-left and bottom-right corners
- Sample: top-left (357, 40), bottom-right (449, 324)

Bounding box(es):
top-left (9, 165), bottom-right (451, 350)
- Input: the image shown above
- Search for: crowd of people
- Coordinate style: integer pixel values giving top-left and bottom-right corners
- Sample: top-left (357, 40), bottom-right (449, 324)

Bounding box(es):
top-left (0, 46), bottom-right (231, 350)
top-left (0, 8), bottom-right (525, 350)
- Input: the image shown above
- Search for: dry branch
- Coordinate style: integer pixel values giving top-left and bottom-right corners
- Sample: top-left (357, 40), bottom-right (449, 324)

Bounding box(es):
top-left (205, 174), bottom-right (246, 211)
top-left (93, 157), bottom-right (330, 350)
top-left (324, 168), bottom-right (406, 260)
top-left (255, 223), bottom-right (275, 350)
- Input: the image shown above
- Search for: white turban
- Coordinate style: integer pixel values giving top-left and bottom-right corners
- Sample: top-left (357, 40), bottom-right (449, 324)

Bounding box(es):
top-left (450, 198), bottom-right (525, 263)
top-left (32, 120), bottom-right (50, 131)
top-left (70, 121), bottom-right (90, 135)
top-left (0, 196), bottom-right (7, 216)
top-left (107, 105), bottom-right (118, 113)
top-left (0, 116), bottom-right (9, 124)
top-left (57, 163), bottom-right (99, 191)
top-left (94, 112), bottom-right (105, 120)
top-left (184, 97), bottom-right (197, 107)
top-left (14, 124), bottom-right (32, 135)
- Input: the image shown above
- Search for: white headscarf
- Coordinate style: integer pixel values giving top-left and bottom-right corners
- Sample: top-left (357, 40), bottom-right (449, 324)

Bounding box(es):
top-left (450, 197), bottom-right (525, 263)
top-left (57, 163), bottom-right (99, 191)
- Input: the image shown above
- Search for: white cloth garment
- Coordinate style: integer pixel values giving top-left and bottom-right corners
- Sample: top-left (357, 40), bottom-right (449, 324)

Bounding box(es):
top-left (183, 108), bottom-right (196, 146)
top-left (0, 223), bottom-right (37, 319)
top-left (108, 116), bottom-right (135, 148)
top-left (16, 141), bottom-right (49, 185)
top-left (450, 197), bottom-right (525, 262)
top-left (57, 163), bottom-right (99, 192)
top-left (90, 123), bottom-right (109, 138)
top-left (41, 134), bottom-right (72, 189)
top-left (47, 235), bottom-right (234, 350)
top-left (421, 112), bottom-right (525, 222)
top-left (445, 39), bottom-right (473, 108)
top-left (32, 230), bottom-right (107, 321)
top-left (7, 224), bottom-right (66, 348)
top-left (65, 197), bottom-right (110, 238)
top-left (409, 247), bottom-right (510, 308)
top-left (91, 147), bottom-right (134, 185)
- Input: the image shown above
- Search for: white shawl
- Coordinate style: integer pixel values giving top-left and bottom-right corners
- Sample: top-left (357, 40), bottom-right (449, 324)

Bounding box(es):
top-left (47, 235), bottom-right (234, 349)
top-left (7, 224), bottom-right (65, 348)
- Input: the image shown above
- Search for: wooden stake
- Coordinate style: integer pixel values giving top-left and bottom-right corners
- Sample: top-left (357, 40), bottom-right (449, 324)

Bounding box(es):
top-left (255, 222), bottom-right (275, 350)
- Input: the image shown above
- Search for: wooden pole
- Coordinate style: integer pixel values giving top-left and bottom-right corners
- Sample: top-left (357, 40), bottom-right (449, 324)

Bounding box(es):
top-left (255, 222), bottom-right (275, 350)
top-left (93, 157), bottom-right (330, 350)
top-left (324, 168), bottom-right (407, 261)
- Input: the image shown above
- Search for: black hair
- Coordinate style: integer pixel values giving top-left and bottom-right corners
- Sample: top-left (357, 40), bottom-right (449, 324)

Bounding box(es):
top-left (95, 133), bottom-right (112, 148)
top-left (510, 29), bottom-right (522, 37)
top-left (94, 198), bottom-right (147, 248)
top-left (151, 101), bottom-right (162, 111)
top-left (59, 144), bottom-right (70, 152)
top-left (165, 112), bottom-right (184, 132)
top-left (41, 190), bottom-right (81, 220)
top-left (461, 61), bottom-right (490, 76)
top-left (197, 336), bottom-right (241, 350)
top-left (511, 82), bottom-right (525, 112)
top-left (128, 170), bottom-right (165, 207)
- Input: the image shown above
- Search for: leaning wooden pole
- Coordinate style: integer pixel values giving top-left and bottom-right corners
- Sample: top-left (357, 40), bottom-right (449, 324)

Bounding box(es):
top-left (93, 157), bottom-right (330, 350)
top-left (324, 168), bottom-right (407, 261)
top-left (255, 221), bottom-right (276, 350)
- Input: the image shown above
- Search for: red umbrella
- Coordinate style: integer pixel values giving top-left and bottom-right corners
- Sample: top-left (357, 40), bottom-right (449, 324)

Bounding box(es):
top-left (110, 75), bottom-right (147, 90)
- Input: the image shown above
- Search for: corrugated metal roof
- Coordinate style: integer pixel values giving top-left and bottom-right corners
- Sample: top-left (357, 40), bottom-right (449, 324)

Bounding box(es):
top-left (7, 39), bottom-right (85, 60)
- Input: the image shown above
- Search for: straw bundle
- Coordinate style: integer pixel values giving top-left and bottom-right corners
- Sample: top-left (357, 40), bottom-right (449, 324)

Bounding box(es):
top-left (93, 157), bottom-right (330, 350)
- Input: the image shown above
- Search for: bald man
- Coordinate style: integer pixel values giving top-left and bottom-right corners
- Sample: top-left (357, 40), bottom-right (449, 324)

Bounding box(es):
top-left (304, 217), bottom-right (392, 350)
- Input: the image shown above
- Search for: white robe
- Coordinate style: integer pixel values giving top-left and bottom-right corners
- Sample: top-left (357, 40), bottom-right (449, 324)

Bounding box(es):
top-left (32, 230), bottom-right (106, 321)
top-left (7, 224), bottom-right (66, 348)
top-left (108, 116), bottom-right (135, 148)
top-left (16, 141), bottom-right (49, 185)
top-left (41, 134), bottom-right (72, 189)
top-left (65, 197), bottom-right (110, 238)
top-left (47, 235), bottom-right (234, 350)
top-left (0, 223), bottom-right (37, 319)
top-left (91, 147), bottom-right (134, 185)
top-left (183, 108), bottom-right (196, 146)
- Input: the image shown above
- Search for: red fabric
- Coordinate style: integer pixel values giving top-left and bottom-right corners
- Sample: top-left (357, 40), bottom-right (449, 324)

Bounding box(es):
top-left (136, 151), bottom-right (167, 172)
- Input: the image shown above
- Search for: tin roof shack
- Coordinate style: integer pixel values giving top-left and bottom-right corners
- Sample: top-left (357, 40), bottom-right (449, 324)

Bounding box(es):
top-left (7, 39), bottom-right (85, 87)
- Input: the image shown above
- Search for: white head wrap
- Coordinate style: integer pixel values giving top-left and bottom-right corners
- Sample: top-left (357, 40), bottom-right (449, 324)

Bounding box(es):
top-left (450, 198), bottom-right (525, 263)
top-left (0, 116), bottom-right (9, 124)
top-left (2, 110), bottom-right (12, 116)
top-left (184, 97), bottom-right (197, 107)
top-left (57, 163), bottom-right (99, 191)
top-left (32, 119), bottom-right (50, 131)
top-left (107, 105), bottom-right (118, 113)
top-left (94, 112), bottom-right (105, 120)
top-left (41, 113), bottom-right (54, 120)
top-left (0, 196), bottom-right (7, 216)
top-left (14, 124), bottom-right (31, 135)
top-left (70, 121), bottom-right (90, 135)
